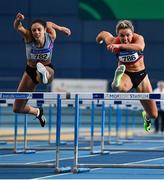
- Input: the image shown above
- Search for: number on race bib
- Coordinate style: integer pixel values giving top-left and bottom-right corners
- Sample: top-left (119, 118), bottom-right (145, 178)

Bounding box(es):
top-left (35, 54), bottom-right (48, 60)
top-left (122, 54), bottom-right (136, 62)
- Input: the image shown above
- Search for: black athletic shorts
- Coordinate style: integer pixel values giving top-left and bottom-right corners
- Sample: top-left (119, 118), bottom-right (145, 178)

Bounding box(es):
top-left (124, 69), bottom-right (147, 89)
top-left (25, 64), bottom-right (54, 84)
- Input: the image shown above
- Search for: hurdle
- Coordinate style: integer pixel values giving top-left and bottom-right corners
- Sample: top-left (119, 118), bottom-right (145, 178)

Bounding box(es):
top-left (0, 93), bottom-right (114, 168)
top-left (0, 100), bottom-right (55, 153)
top-left (0, 93), bottom-right (143, 152)
top-left (0, 98), bottom-right (98, 153)
top-left (0, 92), bottom-right (71, 173)
top-left (1, 92), bottom-right (164, 172)
top-left (72, 92), bottom-right (164, 173)
top-left (0, 105), bottom-right (7, 145)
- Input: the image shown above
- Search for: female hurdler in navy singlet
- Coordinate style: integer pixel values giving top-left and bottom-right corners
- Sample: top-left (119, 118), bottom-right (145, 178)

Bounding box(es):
top-left (96, 20), bottom-right (158, 132)
top-left (13, 12), bottom-right (71, 127)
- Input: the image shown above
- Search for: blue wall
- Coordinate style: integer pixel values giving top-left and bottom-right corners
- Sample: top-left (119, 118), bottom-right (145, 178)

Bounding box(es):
top-left (0, 0), bottom-right (163, 91)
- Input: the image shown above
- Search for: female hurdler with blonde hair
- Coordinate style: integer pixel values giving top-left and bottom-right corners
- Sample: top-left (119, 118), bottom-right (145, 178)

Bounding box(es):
top-left (96, 20), bottom-right (158, 131)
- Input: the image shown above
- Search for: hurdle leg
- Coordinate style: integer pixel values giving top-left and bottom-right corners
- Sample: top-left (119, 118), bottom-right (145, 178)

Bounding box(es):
top-left (14, 113), bottom-right (26, 153)
top-left (72, 94), bottom-right (90, 173)
top-left (0, 106), bottom-right (7, 145)
top-left (124, 107), bottom-right (134, 140)
top-left (90, 101), bottom-right (102, 154)
top-left (125, 108), bottom-right (129, 139)
top-left (115, 105), bottom-right (123, 145)
top-left (90, 101), bottom-right (95, 154)
top-left (49, 104), bottom-right (67, 146)
top-left (14, 113), bottom-right (22, 153)
top-left (107, 105), bottom-right (112, 144)
top-left (100, 101), bottom-right (109, 154)
top-left (48, 104), bottom-right (52, 144)
top-left (23, 114), bottom-right (35, 154)
top-left (55, 94), bottom-right (71, 173)
top-left (132, 110), bottom-right (137, 136)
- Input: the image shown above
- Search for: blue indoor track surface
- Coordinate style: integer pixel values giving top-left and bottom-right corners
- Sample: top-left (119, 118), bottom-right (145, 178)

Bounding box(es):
top-left (0, 133), bottom-right (164, 179)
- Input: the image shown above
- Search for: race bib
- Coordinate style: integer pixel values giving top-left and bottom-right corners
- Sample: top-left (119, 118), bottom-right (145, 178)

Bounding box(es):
top-left (118, 52), bottom-right (139, 63)
top-left (31, 53), bottom-right (49, 61)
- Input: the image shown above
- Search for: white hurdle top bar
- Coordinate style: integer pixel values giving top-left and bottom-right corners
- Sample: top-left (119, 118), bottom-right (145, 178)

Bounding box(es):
top-left (0, 92), bottom-right (164, 100)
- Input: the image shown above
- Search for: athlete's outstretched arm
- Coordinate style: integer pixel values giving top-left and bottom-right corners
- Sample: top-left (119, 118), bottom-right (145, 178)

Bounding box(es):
top-left (46, 21), bottom-right (71, 40)
top-left (13, 12), bottom-right (31, 41)
top-left (107, 33), bottom-right (145, 52)
top-left (96, 31), bottom-right (115, 45)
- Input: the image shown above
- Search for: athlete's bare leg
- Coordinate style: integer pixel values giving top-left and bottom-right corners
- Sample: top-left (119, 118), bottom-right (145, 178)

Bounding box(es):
top-left (13, 72), bottom-right (38, 116)
top-left (137, 75), bottom-right (158, 119)
top-left (112, 67), bottom-right (133, 92)
top-left (13, 72), bottom-right (46, 127)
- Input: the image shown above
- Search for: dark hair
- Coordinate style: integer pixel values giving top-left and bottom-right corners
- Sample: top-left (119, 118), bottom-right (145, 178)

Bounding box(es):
top-left (30, 19), bottom-right (46, 30)
top-left (29, 19), bottom-right (47, 42)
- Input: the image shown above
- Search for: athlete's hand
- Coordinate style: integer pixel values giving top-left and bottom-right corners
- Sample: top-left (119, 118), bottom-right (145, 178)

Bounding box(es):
top-left (61, 27), bottom-right (71, 36)
top-left (16, 13), bottom-right (24, 21)
top-left (96, 33), bottom-right (104, 44)
top-left (107, 44), bottom-right (120, 53)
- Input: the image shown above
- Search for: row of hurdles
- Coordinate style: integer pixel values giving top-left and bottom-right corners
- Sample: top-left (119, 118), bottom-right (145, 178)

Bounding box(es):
top-left (0, 92), bottom-right (164, 173)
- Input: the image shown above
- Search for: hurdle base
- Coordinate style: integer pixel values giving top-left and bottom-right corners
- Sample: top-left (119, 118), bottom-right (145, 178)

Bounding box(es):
top-left (90, 150), bottom-right (109, 155)
top-left (55, 166), bottom-right (71, 173)
top-left (14, 149), bottom-right (36, 154)
top-left (49, 140), bottom-right (67, 145)
top-left (108, 141), bottom-right (123, 145)
top-left (72, 167), bottom-right (90, 173)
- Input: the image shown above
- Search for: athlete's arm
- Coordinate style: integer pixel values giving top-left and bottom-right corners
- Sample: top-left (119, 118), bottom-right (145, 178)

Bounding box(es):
top-left (96, 31), bottom-right (115, 45)
top-left (46, 23), bottom-right (57, 42)
top-left (46, 21), bottom-right (71, 41)
top-left (108, 33), bottom-right (145, 52)
top-left (13, 13), bottom-right (31, 42)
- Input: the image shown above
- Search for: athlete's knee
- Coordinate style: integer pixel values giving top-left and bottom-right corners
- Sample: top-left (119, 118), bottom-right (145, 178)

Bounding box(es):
top-left (13, 106), bottom-right (22, 113)
top-left (111, 83), bottom-right (127, 92)
top-left (152, 111), bottom-right (158, 119)
top-left (149, 110), bottom-right (158, 119)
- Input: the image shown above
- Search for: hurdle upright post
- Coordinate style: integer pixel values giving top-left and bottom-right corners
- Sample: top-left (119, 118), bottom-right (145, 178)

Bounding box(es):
top-left (90, 100), bottom-right (103, 155)
top-left (72, 94), bottom-right (90, 173)
top-left (100, 100), bottom-right (109, 154)
top-left (55, 94), bottom-right (61, 172)
top-left (0, 105), bottom-right (6, 145)
top-left (14, 113), bottom-right (19, 153)
top-left (90, 100), bottom-right (95, 154)
top-left (72, 94), bottom-right (80, 173)
top-left (55, 94), bottom-right (71, 173)
top-left (23, 114), bottom-right (27, 151)
top-left (107, 105), bottom-right (112, 144)
top-left (48, 104), bottom-right (52, 144)
top-left (23, 114), bottom-right (35, 154)
top-left (125, 108), bottom-right (129, 139)
top-left (115, 104), bottom-right (122, 144)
